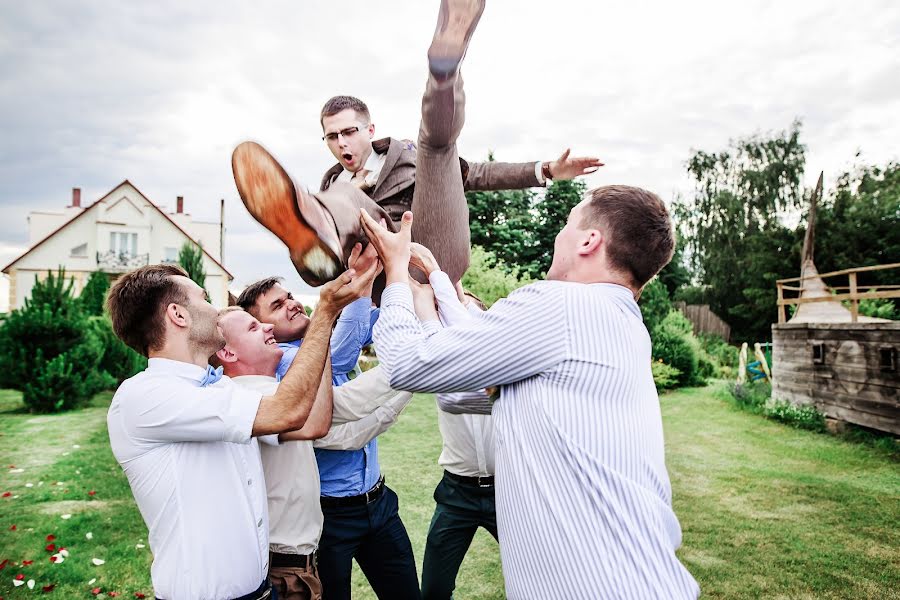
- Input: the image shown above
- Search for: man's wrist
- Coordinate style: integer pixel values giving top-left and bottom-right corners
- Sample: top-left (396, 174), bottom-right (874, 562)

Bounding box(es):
top-left (542, 161), bottom-right (554, 182)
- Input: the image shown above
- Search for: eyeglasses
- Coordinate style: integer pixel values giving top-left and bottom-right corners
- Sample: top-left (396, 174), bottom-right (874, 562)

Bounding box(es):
top-left (322, 126), bottom-right (365, 142)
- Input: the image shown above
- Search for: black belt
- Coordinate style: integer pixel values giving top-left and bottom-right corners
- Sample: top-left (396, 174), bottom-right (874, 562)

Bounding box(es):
top-left (270, 551), bottom-right (316, 569)
top-left (156, 579), bottom-right (271, 600)
top-left (445, 470), bottom-right (494, 488)
top-left (320, 476), bottom-right (386, 508)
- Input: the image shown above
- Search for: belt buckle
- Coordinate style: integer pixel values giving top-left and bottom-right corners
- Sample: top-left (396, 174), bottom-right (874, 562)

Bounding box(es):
top-left (477, 476), bottom-right (492, 488)
top-left (259, 587), bottom-right (272, 600)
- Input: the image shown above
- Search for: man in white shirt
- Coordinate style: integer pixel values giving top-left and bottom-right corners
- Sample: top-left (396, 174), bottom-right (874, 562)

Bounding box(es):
top-left (361, 185), bottom-right (700, 599)
top-left (213, 306), bottom-right (412, 600)
top-left (105, 261), bottom-right (375, 600)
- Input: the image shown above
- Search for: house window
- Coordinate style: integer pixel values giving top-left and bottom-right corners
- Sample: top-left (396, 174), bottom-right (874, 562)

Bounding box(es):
top-left (164, 247), bottom-right (179, 263)
top-left (110, 232), bottom-right (138, 257)
top-left (71, 243), bottom-right (88, 258)
top-left (881, 347), bottom-right (897, 372)
top-left (812, 342), bottom-right (825, 365)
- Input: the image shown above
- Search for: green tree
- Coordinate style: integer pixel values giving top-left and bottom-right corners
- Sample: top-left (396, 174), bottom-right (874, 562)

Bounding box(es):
top-left (460, 246), bottom-right (533, 307)
top-left (79, 270), bottom-right (110, 316)
top-left (523, 179), bottom-right (587, 279)
top-left (178, 241), bottom-right (206, 289)
top-left (0, 268), bottom-right (112, 412)
top-left (674, 120), bottom-right (806, 342)
top-left (812, 162), bottom-right (900, 293)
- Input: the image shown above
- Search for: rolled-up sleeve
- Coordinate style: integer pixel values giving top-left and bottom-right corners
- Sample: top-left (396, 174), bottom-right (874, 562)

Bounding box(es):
top-left (120, 380), bottom-right (262, 445)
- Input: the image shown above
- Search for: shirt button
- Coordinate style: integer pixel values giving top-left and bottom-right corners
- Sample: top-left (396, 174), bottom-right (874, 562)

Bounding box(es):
top-left (247, 478), bottom-right (252, 486)
top-left (257, 518), bottom-right (263, 527)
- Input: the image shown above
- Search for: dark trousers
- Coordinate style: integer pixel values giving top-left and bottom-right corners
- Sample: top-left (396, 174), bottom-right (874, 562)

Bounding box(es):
top-left (317, 485), bottom-right (420, 600)
top-left (421, 473), bottom-right (498, 600)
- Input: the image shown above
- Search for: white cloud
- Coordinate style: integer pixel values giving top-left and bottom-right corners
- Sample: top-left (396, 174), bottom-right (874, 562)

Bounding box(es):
top-left (0, 0), bottom-right (897, 290)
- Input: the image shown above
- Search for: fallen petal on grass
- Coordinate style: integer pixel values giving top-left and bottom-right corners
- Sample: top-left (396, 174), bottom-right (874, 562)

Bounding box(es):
top-left (85, 532), bottom-right (93, 540)
top-left (27, 579), bottom-right (35, 589)
top-left (91, 558), bottom-right (105, 566)
top-left (135, 544), bottom-right (145, 549)
top-left (60, 515), bottom-right (71, 520)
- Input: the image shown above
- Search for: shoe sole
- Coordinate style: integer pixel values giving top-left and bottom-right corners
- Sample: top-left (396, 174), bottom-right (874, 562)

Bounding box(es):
top-left (428, 0), bottom-right (485, 79)
top-left (232, 141), bottom-right (343, 287)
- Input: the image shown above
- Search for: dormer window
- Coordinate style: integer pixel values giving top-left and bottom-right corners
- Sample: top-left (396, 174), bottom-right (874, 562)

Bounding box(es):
top-left (71, 243), bottom-right (88, 258)
top-left (111, 232), bottom-right (137, 257)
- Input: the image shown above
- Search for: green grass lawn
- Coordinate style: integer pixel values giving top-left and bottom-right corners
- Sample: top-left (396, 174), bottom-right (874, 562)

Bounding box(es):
top-left (1, 385), bottom-right (898, 598)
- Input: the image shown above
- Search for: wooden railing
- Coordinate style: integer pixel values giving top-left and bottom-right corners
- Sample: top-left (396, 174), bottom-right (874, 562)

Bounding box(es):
top-left (776, 263), bottom-right (900, 323)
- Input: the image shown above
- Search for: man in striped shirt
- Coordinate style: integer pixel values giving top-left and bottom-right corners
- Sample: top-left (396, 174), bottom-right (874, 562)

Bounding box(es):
top-left (361, 185), bottom-right (700, 599)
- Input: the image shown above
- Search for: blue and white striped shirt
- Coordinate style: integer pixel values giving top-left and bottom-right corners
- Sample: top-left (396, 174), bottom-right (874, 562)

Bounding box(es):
top-left (374, 281), bottom-right (699, 599)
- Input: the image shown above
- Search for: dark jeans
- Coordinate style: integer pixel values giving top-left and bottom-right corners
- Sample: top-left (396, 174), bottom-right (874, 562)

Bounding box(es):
top-left (421, 473), bottom-right (498, 600)
top-left (318, 485), bottom-right (420, 600)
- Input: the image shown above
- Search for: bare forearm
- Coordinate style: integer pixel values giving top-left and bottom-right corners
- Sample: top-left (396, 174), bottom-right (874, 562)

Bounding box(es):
top-left (281, 357), bottom-right (334, 441)
top-left (252, 309), bottom-right (337, 435)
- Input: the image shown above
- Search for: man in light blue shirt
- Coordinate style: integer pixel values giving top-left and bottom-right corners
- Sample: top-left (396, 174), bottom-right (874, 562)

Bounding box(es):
top-left (238, 249), bottom-right (418, 599)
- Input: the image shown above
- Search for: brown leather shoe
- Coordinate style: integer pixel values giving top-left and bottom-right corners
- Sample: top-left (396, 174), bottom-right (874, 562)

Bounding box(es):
top-left (427, 0), bottom-right (486, 81)
top-left (232, 141), bottom-right (343, 287)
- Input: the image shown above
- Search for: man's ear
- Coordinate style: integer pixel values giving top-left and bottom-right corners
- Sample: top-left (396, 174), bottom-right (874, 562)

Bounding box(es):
top-left (578, 229), bottom-right (603, 256)
top-left (367, 123), bottom-right (375, 139)
top-left (165, 303), bottom-right (190, 329)
top-left (215, 346), bottom-right (238, 365)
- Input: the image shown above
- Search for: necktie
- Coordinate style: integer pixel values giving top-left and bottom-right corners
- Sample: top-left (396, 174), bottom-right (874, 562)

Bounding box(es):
top-left (200, 365), bottom-right (223, 387)
top-left (351, 168), bottom-right (373, 191)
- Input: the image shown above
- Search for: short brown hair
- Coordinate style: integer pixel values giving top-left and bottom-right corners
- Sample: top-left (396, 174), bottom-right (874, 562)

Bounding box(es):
top-left (237, 276), bottom-right (282, 316)
top-left (580, 185), bottom-right (674, 288)
top-left (107, 264), bottom-right (190, 357)
top-left (320, 95), bottom-right (370, 126)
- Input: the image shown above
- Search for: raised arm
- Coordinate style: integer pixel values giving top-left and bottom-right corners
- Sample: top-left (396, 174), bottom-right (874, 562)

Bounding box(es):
top-left (329, 242), bottom-right (381, 376)
top-left (252, 262), bottom-right (378, 436)
top-left (463, 149), bottom-right (603, 191)
top-left (277, 355), bottom-right (334, 441)
top-left (361, 210), bottom-right (568, 393)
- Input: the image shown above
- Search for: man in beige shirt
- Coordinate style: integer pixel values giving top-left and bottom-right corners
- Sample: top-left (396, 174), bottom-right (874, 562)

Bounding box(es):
top-left (214, 307), bottom-right (412, 600)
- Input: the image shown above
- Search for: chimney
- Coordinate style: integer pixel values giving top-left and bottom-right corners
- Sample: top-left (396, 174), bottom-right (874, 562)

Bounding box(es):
top-left (72, 187), bottom-right (81, 208)
top-left (176, 196), bottom-right (184, 214)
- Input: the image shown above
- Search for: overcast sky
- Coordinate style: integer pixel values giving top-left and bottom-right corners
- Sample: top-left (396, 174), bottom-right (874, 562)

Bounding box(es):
top-left (1, 0), bottom-right (898, 296)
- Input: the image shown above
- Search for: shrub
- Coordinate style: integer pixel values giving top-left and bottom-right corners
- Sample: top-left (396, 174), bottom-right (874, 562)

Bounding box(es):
top-left (651, 360), bottom-right (681, 391)
top-left (764, 399), bottom-right (826, 432)
top-left (0, 268), bottom-right (112, 412)
top-left (638, 277), bottom-right (673, 334)
top-left (89, 316), bottom-right (147, 385)
top-left (461, 246), bottom-right (533, 307)
top-left (79, 271), bottom-right (110, 316)
top-left (698, 334), bottom-right (740, 379)
top-left (726, 381), bottom-right (771, 414)
top-left (651, 311), bottom-right (704, 387)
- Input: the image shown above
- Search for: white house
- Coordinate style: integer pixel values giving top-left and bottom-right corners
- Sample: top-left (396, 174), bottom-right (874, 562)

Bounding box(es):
top-left (2, 181), bottom-right (233, 309)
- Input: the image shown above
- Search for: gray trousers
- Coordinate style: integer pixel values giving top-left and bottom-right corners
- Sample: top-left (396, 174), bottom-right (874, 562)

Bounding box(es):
top-left (411, 73), bottom-right (471, 283)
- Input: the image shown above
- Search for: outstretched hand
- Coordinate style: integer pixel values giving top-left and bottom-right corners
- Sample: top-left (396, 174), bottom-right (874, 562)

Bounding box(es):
top-left (548, 149), bottom-right (603, 181)
top-left (360, 209), bottom-right (413, 285)
top-left (317, 258), bottom-right (380, 317)
top-left (409, 242), bottom-right (440, 278)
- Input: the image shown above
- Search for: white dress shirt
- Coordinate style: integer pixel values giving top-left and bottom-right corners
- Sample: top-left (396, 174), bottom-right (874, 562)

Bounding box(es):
top-left (335, 149), bottom-right (387, 188)
top-left (374, 282), bottom-right (700, 600)
top-left (107, 358), bottom-right (269, 600)
top-left (234, 368), bottom-right (412, 556)
top-left (428, 270), bottom-right (495, 477)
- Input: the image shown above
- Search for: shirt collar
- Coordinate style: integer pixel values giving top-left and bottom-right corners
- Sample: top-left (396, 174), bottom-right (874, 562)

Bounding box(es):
top-left (147, 357), bottom-right (211, 383)
top-left (590, 283), bottom-right (642, 318)
top-left (231, 375), bottom-right (278, 385)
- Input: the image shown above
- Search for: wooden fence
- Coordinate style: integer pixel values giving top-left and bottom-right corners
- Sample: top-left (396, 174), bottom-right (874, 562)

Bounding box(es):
top-left (674, 302), bottom-right (731, 341)
top-left (776, 263), bottom-right (900, 323)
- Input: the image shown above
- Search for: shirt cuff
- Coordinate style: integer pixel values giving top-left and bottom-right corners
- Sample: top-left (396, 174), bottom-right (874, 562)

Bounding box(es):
top-left (534, 161), bottom-right (546, 186)
top-left (381, 282), bottom-right (415, 312)
top-left (421, 320), bottom-right (442, 336)
top-left (226, 387), bottom-right (264, 444)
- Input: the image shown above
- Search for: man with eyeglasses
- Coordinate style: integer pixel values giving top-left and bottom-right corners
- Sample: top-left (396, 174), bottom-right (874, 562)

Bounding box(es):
top-left (232, 0), bottom-right (601, 292)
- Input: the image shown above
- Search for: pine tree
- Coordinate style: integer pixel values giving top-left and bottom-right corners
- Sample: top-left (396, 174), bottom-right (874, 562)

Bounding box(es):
top-left (177, 241), bottom-right (207, 290)
top-left (0, 268), bottom-right (112, 412)
top-left (79, 270), bottom-right (110, 316)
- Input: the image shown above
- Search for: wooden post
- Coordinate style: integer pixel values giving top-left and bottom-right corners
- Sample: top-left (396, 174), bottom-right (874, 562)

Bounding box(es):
top-left (849, 271), bottom-right (858, 322)
top-left (777, 282), bottom-right (786, 323)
